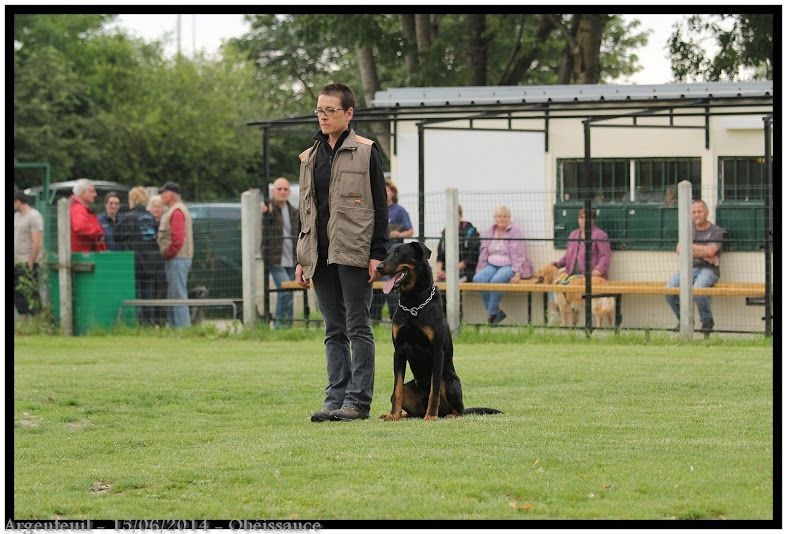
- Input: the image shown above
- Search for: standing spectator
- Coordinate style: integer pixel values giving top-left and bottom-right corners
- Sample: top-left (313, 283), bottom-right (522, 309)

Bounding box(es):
top-left (98, 191), bottom-right (122, 250)
top-left (665, 199), bottom-right (723, 333)
top-left (116, 187), bottom-right (164, 325)
top-left (147, 194), bottom-right (168, 324)
top-left (147, 194), bottom-right (166, 224)
top-left (295, 83), bottom-right (388, 422)
top-left (436, 204), bottom-right (480, 282)
top-left (473, 205), bottom-right (533, 325)
top-left (157, 181), bottom-right (193, 329)
top-left (553, 208), bottom-right (611, 279)
top-left (13, 191), bottom-right (44, 320)
top-left (261, 177), bottom-right (300, 328)
top-left (69, 178), bottom-right (106, 253)
top-left (370, 180), bottom-right (413, 322)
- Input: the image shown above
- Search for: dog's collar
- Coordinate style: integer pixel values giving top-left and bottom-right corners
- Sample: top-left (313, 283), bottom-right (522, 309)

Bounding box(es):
top-left (398, 285), bottom-right (436, 317)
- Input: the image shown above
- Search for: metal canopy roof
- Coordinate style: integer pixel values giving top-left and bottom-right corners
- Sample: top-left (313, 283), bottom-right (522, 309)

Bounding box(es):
top-left (371, 81), bottom-right (774, 107)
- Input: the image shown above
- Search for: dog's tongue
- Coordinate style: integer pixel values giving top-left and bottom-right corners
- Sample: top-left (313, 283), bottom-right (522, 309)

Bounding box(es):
top-left (383, 275), bottom-right (398, 295)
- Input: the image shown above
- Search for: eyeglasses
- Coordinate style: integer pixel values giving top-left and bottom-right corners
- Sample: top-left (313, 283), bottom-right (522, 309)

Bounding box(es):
top-left (313, 107), bottom-right (345, 117)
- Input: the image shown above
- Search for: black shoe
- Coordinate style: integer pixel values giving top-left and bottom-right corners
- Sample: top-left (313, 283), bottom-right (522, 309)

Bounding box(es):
top-left (700, 320), bottom-right (714, 334)
top-left (330, 406), bottom-right (369, 421)
top-left (310, 408), bottom-right (336, 422)
top-left (490, 310), bottom-right (507, 325)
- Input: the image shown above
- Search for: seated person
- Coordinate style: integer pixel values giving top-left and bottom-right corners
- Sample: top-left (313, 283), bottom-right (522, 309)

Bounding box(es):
top-left (436, 204), bottom-right (480, 282)
top-left (665, 199), bottom-right (723, 333)
top-left (473, 205), bottom-right (533, 325)
top-left (553, 208), bottom-right (611, 279)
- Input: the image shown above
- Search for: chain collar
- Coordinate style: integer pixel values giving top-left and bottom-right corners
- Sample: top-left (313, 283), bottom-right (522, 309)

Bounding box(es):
top-left (398, 285), bottom-right (436, 317)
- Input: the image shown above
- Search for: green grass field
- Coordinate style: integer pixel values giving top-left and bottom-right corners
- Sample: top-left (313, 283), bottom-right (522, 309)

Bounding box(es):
top-left (13, 328), bottom-right (773, 520)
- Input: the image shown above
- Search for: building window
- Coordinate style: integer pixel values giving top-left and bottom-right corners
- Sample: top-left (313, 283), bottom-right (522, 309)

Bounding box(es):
top-left (557, 157), bottom-right (701, 203)
top-left (719, 156), bottom-right (768, 202)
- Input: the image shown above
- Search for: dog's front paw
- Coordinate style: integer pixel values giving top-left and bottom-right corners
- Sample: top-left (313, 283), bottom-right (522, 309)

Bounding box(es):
top-left (423, 415), bottom-right (438, 421)
top-left (381, 411), bottom-right (402, 421)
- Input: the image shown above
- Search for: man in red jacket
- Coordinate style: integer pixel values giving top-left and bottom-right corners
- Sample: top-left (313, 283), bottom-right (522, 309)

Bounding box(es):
top-left (70, 179), bottom-right (106, 253)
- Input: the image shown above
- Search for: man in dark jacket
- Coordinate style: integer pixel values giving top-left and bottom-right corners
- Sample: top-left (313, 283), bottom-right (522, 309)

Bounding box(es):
top-left (261, 177), bottom-right (300, 328)
top-left (435, 204), bottom-right (480, 282)
top-left (116, 186), bottom-right (164, 325)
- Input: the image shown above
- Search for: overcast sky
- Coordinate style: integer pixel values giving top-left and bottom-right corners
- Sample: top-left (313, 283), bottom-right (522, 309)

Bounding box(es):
top-left (111, 13), bottom-right (686, 85)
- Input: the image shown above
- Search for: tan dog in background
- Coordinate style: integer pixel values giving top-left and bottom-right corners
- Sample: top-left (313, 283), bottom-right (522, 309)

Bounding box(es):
top-left (533, 263), bottom-right (614, 328)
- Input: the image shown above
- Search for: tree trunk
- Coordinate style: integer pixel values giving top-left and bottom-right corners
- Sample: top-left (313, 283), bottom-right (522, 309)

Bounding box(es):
top-left (399, 14), bottom-right (418, 77)
top-left (415, 14), bottom-right (432, 54)
top-left (498, 14), bottom-right (557, 85)
top-left (466, 14), bottom-right (487, 86)
top-left (572, 14), bottom-right (608, 84)
top-left (356, 45), bottom-right (390, 160)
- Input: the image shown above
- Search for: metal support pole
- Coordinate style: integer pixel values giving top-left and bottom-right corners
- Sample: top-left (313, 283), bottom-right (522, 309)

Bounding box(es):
top-left (261, 127), bottom-right (272, 324)
top-left (678, 180), bottom-right (694, 339)
top-left (582, 120), bottom-right (593, 337)
top-left (56, 198), bottom-right (72, 335)
top-left (763, 116), bottom-right (773, 336)
top-left (418, 123), bottom-right (425, 240)
top-left (445, 188), bottom-right (460, 333)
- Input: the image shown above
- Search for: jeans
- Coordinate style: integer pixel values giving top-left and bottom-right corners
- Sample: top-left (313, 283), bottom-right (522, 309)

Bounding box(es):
top-left (473, 264), bottom-right (515, 316)
top-left (270, 265), bottom-right (295, 328)
top-left (665, 267), bottom-right (719, 325)
top-left (165, 258), bottom-right (192, 328)
top-left (311, 263), bottom-right (375, 414)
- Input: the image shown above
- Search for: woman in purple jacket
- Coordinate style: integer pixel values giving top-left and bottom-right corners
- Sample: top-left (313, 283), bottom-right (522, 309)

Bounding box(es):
top-left (554, 208), bottom-right (611, 278)
top-left (473, 205), bottom-right (534, 325)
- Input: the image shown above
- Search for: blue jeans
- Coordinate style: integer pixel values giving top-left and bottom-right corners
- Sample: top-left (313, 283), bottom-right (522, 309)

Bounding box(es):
top-left (665, 267), bottom-right (719, 325)
top-left (473, 264), bottom-right (515, 316)
top-left (311, 263), bottom-right (375, 414)
top-left (165, 258), bottom-right (192, 328)
top-left (270, 265), bottom-right (295, 328)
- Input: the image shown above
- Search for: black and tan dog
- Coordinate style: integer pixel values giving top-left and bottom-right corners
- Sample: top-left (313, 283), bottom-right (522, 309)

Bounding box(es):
top-left (376, 241), bottom-right (501, 421)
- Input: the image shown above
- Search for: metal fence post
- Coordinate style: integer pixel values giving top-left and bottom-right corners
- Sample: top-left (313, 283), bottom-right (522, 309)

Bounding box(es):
top-left (56, 197), bottom-right (73, 335)
top-left (241, 189), bottom-right (261, 329)
top-left (678, 180), bottom-right (693, 339)
top-left (445, 188), bottom-right (460, 333)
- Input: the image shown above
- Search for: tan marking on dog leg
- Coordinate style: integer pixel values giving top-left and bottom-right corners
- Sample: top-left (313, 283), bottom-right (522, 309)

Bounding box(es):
top-left (420, 325), bottom-right (434, 342)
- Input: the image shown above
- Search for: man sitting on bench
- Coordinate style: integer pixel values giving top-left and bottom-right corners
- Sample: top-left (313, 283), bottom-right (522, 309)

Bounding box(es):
top-left (665, 199), bottom-right (723, 333)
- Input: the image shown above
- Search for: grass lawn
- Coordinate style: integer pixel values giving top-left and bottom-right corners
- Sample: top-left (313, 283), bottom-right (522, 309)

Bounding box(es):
top-left (12, 328), bottom-right (773, 520)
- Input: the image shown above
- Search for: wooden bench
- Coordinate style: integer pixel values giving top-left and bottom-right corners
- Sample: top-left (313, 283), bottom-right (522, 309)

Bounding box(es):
top-left (280, 279), bottom-right (765, 329)
top-left (116, 298), bottom-right (240, 323)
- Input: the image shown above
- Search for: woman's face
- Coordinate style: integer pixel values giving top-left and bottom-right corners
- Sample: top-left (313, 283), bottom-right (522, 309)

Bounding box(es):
top-left (149, 201), bottom-right (164, 221)
top-left (494, 211), bottom-right (510, 229)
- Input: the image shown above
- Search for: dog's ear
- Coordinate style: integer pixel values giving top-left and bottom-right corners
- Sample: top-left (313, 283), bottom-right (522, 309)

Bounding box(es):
top-left (412, 241), bottom-right (432, 260)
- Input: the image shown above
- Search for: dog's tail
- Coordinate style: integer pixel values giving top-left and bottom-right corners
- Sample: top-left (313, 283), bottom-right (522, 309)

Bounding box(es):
top-left (462, 407), bottom-right (502, 415)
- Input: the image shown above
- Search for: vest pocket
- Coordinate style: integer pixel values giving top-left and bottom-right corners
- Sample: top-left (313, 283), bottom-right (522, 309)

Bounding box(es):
top-left (296, 226), bottom-right (313, 267)
top-left (332, 207), bottom-right (373, 255)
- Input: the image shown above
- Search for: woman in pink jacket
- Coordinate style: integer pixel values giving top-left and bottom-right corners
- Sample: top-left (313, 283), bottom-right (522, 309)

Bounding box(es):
top-left (554, 208), bottom-right (611, 278)
top-left (473, 205), bottom-right (533, 325)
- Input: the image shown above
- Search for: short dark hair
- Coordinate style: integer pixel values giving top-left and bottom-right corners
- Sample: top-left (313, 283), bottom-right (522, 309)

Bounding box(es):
top-left (320, 83), bottom-right (356, 110)
top-left (15, 190), bottom-right (32, 205)
top-left (104, 191), bottom-right (121, 204)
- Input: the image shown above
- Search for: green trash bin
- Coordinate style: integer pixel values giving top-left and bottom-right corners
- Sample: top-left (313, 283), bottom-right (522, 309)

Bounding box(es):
top-left (48, 251), bottom-right (136, 335)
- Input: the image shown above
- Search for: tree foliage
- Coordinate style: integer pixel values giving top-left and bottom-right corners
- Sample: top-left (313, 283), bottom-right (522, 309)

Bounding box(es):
top-left (14, 13), bottom-right (682, 201)
top-left (14, 14), bottom-right (265, 200)
top-left (668, 14), bottom-right (773, 81)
